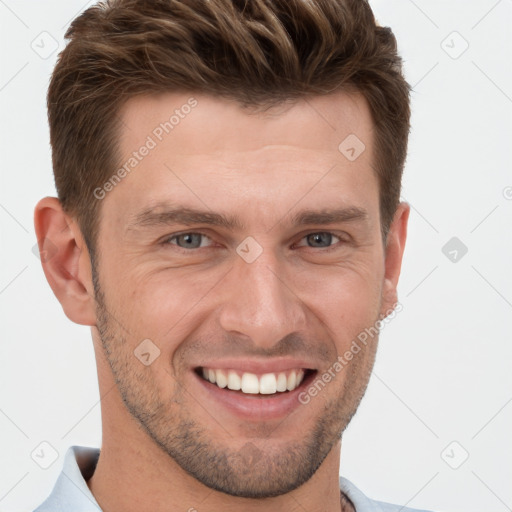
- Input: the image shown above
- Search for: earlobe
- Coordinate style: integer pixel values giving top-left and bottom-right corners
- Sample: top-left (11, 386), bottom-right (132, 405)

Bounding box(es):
top-left (33, 197), bottom-right (97, 326)
top-left (380, 201), bottom-right (410, 318)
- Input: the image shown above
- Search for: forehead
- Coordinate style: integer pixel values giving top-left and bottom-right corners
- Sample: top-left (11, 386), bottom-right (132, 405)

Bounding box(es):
top-left (104, 91), bottom-right (377, 231)
top-left (118, 90), bottom-right (373, 156)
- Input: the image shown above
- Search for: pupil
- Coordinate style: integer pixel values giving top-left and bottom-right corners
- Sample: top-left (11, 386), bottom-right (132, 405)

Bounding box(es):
top-left (180, 234), bottom-right (200, 248)
top-left (309, 232), bottom-right (331, 247)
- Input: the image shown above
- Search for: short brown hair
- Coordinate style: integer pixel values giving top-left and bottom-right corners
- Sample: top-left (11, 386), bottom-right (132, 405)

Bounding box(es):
top-left (48, 0), bottom-right (410, 256)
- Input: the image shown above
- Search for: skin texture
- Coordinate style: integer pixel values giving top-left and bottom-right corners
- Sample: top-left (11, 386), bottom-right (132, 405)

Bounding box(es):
top-left (34, 90), bottom-right (409, 512)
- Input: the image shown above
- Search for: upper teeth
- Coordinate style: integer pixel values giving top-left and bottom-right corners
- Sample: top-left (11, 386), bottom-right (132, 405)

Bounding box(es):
top-left (201, 368), bottom-right (306, 394)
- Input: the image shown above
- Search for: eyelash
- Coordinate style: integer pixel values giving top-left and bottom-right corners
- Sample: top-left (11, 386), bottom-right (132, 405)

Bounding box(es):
top-left (161, 231), bottom-right (347, 252)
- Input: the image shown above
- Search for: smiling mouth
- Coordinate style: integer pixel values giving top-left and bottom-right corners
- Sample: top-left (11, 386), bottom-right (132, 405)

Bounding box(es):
top-left (195, 367), bottom-right (317, 396)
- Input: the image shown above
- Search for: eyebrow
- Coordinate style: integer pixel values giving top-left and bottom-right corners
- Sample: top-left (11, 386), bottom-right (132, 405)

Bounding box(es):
top-left (126, 203), bottom-right (368, 233)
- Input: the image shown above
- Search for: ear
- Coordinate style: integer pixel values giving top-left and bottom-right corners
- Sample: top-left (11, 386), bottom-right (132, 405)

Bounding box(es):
top-left (33, 197), bottom-right (97, 326)
top-left (380, 201), bottom-right (410, 318)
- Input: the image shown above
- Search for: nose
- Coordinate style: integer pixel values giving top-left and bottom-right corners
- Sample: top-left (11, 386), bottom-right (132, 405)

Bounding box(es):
top-left (218, 248), bottom-right (307, 349)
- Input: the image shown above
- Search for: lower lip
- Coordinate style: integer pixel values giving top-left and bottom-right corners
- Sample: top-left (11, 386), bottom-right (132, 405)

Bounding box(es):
top-left (193, 370), bottom-right (317, 421)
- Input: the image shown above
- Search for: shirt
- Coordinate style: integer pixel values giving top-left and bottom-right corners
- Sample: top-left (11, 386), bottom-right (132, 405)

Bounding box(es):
top-left (33, 446), bottom-right (437, 512)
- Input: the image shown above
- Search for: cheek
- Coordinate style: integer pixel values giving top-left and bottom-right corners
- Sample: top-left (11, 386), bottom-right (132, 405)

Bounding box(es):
top-left (110, 265), bottom-right (223, 341)
top-left (291, 261), bottom-right (384, 336)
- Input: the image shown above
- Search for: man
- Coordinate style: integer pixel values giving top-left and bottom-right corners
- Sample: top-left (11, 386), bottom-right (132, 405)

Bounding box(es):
top-left (32, 0), bottom-right (435, 511)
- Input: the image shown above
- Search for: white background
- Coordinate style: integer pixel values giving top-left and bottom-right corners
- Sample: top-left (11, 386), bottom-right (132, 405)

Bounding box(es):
top-left (1, 1), bottom-right (511, 511)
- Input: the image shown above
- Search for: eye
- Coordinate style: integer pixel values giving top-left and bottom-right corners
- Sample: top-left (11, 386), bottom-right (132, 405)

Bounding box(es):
top-left (162, 231), bottom-right (346, 251)
top-left (296, 232), bottom-right (342, 249)
top-left (164, 232), bottom-right (213, 249)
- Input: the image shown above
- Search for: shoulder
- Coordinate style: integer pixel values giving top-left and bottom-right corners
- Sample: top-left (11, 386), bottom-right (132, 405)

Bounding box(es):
top-left (339, 476), bottom-right (440, 512)
top-left (373, 501), bottom-right (438, 512)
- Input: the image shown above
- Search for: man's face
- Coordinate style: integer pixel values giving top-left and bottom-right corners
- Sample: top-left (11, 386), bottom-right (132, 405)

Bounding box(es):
top-left (91, 91), bottom-right (397, 498)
